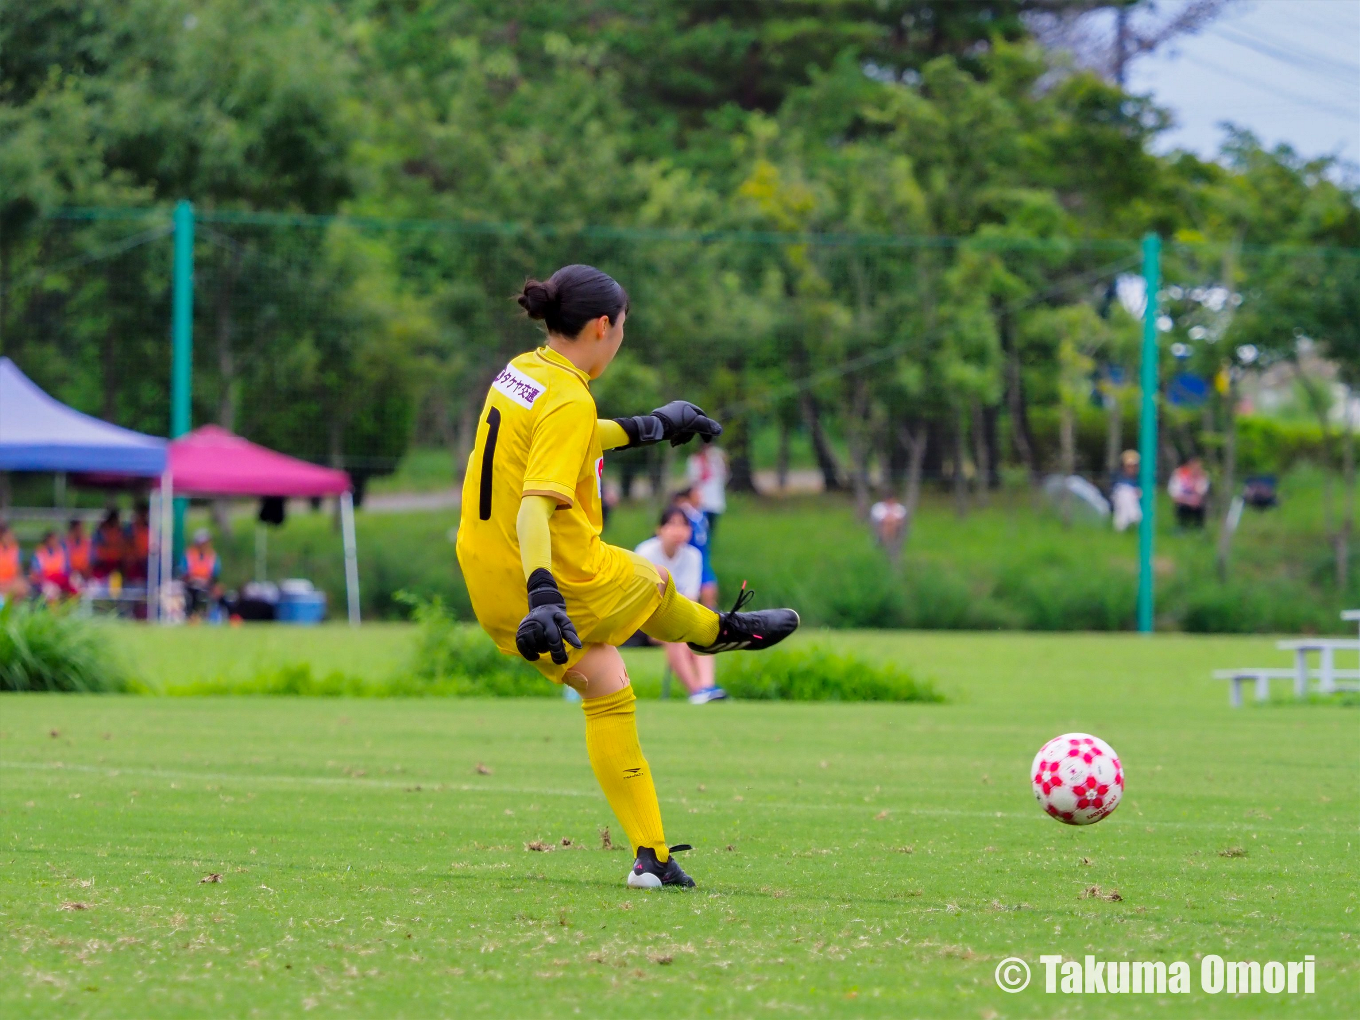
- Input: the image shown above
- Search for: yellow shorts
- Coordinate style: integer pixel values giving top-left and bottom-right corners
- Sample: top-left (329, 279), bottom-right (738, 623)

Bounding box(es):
top-left (531, 550), bottom-right (663, 684)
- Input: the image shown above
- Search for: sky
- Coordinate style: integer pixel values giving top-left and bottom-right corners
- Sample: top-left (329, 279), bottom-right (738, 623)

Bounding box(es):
top-left (1126, 0), bottom-right (1360, 167)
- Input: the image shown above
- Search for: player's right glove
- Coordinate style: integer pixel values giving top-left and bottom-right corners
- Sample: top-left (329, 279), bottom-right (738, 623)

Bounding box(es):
top-left (516, 568), bottom-right (582, 665)
top-left (612, 400), bottom-right (723, 449)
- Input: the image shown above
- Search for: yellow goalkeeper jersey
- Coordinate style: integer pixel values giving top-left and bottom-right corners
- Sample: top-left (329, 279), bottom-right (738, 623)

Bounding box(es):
top-left (456, 346), bottom-right (637, 656)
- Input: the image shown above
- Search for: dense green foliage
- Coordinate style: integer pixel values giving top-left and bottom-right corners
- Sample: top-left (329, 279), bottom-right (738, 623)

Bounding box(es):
top-left (1, 0), bottom-right (1356, 500)
top-left (0, 600), bottom-right (127, 692)
top-left (162, 656), bottom-right (553, 698)
top-left (148, 597), bottom-right (555, 696)
top-left (719, 646), bottom-right (942, 702)
top-left (401, 592), bottom-right (555, 696)
top-left (3, 631), bottom-right (1355, 1016)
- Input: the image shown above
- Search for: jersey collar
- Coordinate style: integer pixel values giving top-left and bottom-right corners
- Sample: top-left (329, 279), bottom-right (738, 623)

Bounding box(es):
top-left (534, 346), bottom-right (591, 385)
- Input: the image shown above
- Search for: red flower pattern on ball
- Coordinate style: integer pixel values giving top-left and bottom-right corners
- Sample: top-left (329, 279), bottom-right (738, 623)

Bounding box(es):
top-left (1030, 733), bottom-right (1124, 825)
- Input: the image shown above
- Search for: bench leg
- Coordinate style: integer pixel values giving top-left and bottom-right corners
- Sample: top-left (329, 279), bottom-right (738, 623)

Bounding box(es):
top-left (1231, 677), bottom-right (1245, 708)
top-left (1294, 648), bottom-right (1309, 698)
top-left (1320, 647), bottom-right (1336, 695)
top-left (1255, 673), bottom-right (1270, 702)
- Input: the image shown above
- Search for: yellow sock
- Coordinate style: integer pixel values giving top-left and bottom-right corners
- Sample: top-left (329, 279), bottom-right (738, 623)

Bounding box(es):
top-left (642, 574), bottom-right (720, 645)
top-left (582, 686), bottom-right (669, 862)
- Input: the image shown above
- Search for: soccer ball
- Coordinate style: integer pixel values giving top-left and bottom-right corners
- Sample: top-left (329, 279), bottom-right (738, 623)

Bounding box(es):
top-left (1031, 733), bottom-right (1123, 825)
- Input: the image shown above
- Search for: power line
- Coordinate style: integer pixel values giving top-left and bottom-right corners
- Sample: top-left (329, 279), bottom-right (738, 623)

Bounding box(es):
top-left (1290, 8), bottom-right (1360, 39)
top-left (1186, 52), bottom-right (1359, 121)
top-left (1212, 25), bottom-right (1360, 97)
top-left (1216, 23), bottom-right (1360, 79)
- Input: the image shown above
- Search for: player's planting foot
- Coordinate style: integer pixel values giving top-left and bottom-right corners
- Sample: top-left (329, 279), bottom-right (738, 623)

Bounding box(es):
top-left (687, 686), bottom-right (728, 704)
top-left (688, 583), bottom-right (799, 655)
top-left (627, 845), bottom-right (696, 889)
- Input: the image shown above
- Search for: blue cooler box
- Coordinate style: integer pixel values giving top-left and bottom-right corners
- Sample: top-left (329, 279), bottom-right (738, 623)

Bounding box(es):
top-left (276, 590), bottom-right (327, 624)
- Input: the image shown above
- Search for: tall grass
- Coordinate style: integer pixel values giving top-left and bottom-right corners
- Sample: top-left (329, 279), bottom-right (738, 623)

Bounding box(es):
top-left (0, 601), bottom-right (128, 692)
top-left (162, 595), bottom-right (554, 697)
top-left (401, 593), bottom-right (554, 696)
top-left (720, 646), bottom-right (943, 702)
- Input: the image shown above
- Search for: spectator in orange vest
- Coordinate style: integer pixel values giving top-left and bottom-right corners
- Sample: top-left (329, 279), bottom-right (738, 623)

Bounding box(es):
top-left (124, 501), bottom-right (151, 582)
top-left (30, 529), bottom-right (76, 601)
top-left (178, 528), bottom-right (223, 618)
top-left (0, 520), bottom-right (31, 602)
top-left (91, 509), bottom-right (127, 579)
top-left (64, 518), bottom-right (92, 583)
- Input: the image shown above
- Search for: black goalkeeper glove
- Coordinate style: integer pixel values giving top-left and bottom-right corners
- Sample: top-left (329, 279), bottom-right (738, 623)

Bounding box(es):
top-left (613, 400), bottom-right (723, 449)
top-left (516, 569), bottom-right (582, 665)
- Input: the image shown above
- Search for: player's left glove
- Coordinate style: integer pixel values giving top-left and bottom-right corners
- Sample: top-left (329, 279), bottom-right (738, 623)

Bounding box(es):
top-left (516, 569), bottom-right (582, 665)
top-left (612, 400), bottom-right (723, 449)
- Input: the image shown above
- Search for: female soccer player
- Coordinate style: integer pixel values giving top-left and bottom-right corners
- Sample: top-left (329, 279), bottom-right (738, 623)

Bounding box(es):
top-left (456, 264), bottom-right (799, 889)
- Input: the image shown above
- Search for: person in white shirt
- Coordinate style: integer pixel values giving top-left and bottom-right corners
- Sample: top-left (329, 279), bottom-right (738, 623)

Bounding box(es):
top-left (1111, 449), bottom-right (1142, 533)
top-left (686, 444), bottom-right (729, 537)
top-left (634, 506), bottom-right (726, 704)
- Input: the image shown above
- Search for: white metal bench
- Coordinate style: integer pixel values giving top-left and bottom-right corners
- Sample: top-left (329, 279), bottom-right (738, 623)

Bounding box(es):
top-left (1277, 638), bottom-right (1360, 695)
top-left (1214, 667), bottom-right (1360, 707)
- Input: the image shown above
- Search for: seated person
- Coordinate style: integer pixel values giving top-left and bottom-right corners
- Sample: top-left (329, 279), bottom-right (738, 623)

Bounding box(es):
top-left (91, 509), bottom-right (127, 579)
top-left (178, 528), bottom-right (223, 618)
top-left (635, 506), bottom-right (726, 704)
top-left (1168, 457), bottom-right (1210, 528)
top-left (124, 501), bottom-right (151, 583)
top-left (29, 530), bottom-right (77, 601)
top-left (1111, 450), bottom-right (1142, 533)
top-left (64, 518), bottom-right (92, 585)
top-left (1243, 474), bottom-right (1278, 510)
top-left (671, 484), bottom-right (718, 609)
top-left (0, 520), bottom-right (31, 602)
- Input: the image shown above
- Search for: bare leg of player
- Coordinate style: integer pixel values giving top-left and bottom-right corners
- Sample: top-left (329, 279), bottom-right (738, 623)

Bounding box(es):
top-left (663, 641), bottom-right (703, 693)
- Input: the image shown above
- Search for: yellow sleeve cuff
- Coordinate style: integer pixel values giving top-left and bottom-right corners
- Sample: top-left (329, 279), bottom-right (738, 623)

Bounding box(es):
top-left (597, 419), bottom-right (630, 451)
top-left (521, 479), bottom-right (576, 506)
top-left (517, 494), bottom-right (557, 581)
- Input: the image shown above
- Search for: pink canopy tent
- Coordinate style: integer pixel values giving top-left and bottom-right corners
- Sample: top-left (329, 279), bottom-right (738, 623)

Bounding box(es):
top-left (169, 426), bottom-right (351, 497)
top-left (157, 426), bottom-right (360, 624)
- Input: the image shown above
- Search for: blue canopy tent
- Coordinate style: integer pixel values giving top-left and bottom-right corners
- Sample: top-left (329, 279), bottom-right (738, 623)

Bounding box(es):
top-left (0, 356), bottom-right (170, 617)
top-left (0, 357), bottom-right (167, 475)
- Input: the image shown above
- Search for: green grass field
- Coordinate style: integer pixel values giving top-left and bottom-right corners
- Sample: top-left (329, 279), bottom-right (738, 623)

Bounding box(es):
top-left (2, 629), bottom-right (1355, 1017)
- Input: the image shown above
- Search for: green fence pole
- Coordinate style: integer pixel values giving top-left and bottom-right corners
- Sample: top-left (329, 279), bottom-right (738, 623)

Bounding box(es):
top-left (1137, 232), bottom-right (1161, 633)
top-left (171, 200), bottom-right (195, 553)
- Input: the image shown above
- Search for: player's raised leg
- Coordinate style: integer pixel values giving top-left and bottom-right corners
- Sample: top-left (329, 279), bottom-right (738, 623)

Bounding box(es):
top-left (563, 645), bottom-right (695, 889)
top-left (641, 572), bottom-right (799, 654)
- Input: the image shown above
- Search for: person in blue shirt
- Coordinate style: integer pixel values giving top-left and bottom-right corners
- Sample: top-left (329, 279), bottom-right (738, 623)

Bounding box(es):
top-left (671, 484), bottom-right (717, 609)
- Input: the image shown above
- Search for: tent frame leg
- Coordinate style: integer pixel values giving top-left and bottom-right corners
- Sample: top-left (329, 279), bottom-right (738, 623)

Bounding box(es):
top-left (159, 471), bottom-right (174, 624)
top-left (148, 488), bottom-right (160, 622)
top-left (341, 491), bottom-right (360, 626)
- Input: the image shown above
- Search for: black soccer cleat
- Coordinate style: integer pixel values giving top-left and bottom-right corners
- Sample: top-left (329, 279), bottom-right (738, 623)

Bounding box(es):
top-left (627, 845), bottom-right (696, 889)
top-left (687, 583), bottom-right (800, 655)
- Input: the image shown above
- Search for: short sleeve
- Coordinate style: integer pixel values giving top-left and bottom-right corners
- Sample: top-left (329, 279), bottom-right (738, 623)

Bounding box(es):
top-left (523, 387), bottom-right (595, 506)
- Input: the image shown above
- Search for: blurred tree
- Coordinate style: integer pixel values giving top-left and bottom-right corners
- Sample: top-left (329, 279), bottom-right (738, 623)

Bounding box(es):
top-left (0, 0), bottom-right (1352, 516)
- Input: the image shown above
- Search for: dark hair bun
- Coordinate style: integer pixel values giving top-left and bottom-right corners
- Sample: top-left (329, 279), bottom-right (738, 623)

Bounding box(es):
top-left (517, 279), bottom-right (557, 320)
top-left (515, 264), bottom-right (628, 337)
